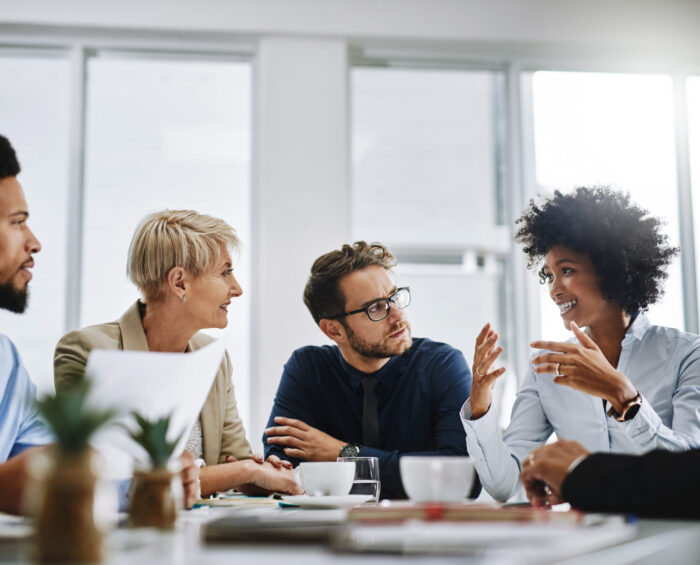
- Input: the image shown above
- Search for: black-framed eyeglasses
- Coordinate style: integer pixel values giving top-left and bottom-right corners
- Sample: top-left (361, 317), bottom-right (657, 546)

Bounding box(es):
top-left (334, 287), bottom-right (411, 322)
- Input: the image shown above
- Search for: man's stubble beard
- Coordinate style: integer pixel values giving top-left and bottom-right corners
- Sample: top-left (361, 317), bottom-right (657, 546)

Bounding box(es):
top-left (344, 321), bottom-right (413, 359)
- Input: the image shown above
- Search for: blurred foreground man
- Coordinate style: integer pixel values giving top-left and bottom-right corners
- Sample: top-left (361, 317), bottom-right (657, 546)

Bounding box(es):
top-left (264, 241), bottom-right (479, 499)
top-left (0, 135), bottom-right (54, 513)
top-left (520, 439), bottom-right (700, 519)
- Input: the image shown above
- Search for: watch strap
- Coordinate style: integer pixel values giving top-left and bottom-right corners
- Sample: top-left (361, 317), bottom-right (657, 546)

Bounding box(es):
top-left (607, 392), bottom-right (642, 422)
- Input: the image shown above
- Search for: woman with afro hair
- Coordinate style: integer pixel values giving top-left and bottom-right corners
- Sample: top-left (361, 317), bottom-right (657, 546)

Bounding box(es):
top-left (461, 187), bottom-right (700, 502)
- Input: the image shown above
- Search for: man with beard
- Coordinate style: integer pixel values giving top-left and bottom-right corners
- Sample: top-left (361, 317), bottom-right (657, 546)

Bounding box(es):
top-left (264, 241), bottom-right (477, 499)
top-left (0, 135), bottom-right (54, 513)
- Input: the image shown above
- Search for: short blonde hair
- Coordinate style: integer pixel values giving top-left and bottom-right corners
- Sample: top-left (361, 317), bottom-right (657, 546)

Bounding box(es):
top-left (127, 210), bottom-right (240, 301)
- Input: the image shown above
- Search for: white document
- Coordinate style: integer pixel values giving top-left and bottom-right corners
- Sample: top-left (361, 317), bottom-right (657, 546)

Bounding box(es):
top-left (84, 339), bottom-right (226, 480)
top-left (342, 520), bottom-right (636, 561)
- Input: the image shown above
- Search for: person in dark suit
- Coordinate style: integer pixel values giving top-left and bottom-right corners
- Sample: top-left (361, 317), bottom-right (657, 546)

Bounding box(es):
top-left (520, 439), bottom-right (700, 519)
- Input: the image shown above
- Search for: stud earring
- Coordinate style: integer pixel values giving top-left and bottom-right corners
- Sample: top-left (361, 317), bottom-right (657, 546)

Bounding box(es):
top-left (181, 295), bottom-right (187, 304)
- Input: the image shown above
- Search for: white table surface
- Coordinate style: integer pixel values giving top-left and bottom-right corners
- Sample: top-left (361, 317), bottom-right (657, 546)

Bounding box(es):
top-left (1, 504), bottom-right (699, 565)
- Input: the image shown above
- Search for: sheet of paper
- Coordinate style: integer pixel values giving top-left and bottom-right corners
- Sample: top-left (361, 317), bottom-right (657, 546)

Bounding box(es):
top-left (85, 339), bottom-right (226, 480)
top-left (340, 519), bottom-right (636, 560)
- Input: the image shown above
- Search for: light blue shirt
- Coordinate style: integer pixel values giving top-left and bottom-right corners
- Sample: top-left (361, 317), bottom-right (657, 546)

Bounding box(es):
top-left (0, 334), bottom-right (53, 460)
top-left (461, 314), bottom-right (700, 502)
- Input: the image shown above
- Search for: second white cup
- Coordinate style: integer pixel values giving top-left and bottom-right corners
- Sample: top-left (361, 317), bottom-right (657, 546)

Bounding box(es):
top-left (400, 456), bottom-right (475, 502)
top-left (295, 461), bottom-right (356, 496)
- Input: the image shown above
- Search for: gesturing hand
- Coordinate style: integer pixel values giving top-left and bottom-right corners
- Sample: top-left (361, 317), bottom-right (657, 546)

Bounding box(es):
top-left (531, 321), bottom-right (637, 414)
top-left (520, 440), bottom-right (590, 508)
top-left (265, 417), bottom-right (345, 461)
top-left (470, 323), bottom-right (506, 419)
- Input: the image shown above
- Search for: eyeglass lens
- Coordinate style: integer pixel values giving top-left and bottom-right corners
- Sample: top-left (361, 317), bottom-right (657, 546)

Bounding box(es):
top-left (367, 288), bottom-right (410, 321)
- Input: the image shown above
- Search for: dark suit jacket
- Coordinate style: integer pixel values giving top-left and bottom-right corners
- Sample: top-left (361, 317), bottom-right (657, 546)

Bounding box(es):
top-left (562, 449), bottom-right (700, 519)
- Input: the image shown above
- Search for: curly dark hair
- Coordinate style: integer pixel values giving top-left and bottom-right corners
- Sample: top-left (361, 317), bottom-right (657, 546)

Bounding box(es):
top-left (514, 187), bottom-right (678, 314)
top-left (303, 241), bottom-right (397, 324)
top-left (0, 135), bottom-right (21, 179)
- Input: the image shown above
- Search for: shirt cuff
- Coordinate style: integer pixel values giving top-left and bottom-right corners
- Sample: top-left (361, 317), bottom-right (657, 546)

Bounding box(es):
top-left (566, 454), bottom-right (588, 476)
top-left (359, 446), bottom-right (384, 459)
top-left (460, 398), bottom-right (503, 491)
top-left (460, 398), bottom-right (499, 431)
top-left (619, 393), bottom-right (661, 446)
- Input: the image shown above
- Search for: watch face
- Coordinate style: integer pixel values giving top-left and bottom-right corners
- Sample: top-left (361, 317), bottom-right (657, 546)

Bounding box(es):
top-left (623, 401), bottom-right (642, 421)
top-left (339, 444), bottom-right (360, 458)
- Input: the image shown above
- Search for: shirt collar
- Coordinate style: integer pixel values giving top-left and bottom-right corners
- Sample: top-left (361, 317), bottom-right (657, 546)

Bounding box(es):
top-left (119, 300), bottom-right (194, 352)
top-left (622, 312), bottom-right (650, 346)
top-left (337, 348), bottom-right (403, 391)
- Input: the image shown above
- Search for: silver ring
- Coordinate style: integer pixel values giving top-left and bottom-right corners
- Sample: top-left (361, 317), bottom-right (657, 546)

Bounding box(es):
top-left (555, 362), bottom-right (560, 376)
top-left (475, 367), bottom-right (485, 377)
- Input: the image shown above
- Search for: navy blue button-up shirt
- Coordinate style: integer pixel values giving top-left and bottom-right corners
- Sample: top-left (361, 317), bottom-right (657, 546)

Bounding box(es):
top-left (264, 337), bottom-right (477, 499)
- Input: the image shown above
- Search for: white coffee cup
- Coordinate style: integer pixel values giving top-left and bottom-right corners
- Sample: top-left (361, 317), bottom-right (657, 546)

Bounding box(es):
top-left (399, 456), bottom-right (475, 502)
top-left (295, 461), bottom-right (356, 496)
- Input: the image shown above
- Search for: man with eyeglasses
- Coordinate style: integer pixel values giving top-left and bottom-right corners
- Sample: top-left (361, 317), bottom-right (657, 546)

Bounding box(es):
top-left (264, 241), bottom-right (478, 499)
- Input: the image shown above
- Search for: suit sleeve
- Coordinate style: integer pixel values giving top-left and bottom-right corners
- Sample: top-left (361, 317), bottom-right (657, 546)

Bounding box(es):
top-left (562, 449), bottom-right (700, 519)
top-left (361, 347), bottom-right (479, 500)
top-left (218, 352), bottom-right (253, 462)
top-left (53, 331), bottom-right (91, 393)
top-left (263, 352), bottom-right (318, 465)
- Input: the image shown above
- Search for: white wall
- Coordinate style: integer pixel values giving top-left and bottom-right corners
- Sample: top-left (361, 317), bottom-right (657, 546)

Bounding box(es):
top-left (3, 0), bottom-right (700, 58)
top-left (253, 38), bottom-right (349, 447)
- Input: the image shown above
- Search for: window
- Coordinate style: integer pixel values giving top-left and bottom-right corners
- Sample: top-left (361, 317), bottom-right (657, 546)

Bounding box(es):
top-left (525, 71), bottom-right (682, 340)
top-left (80, 53), bottom-right (253, 423)
top-left (352, 65), bottom-right (513, 419)
top-left (0, 53), bottom-right (71, 394)
top-left (688, 76), bottom-right (700, 321)
top-left (0, 48), bottom-right (252, 428)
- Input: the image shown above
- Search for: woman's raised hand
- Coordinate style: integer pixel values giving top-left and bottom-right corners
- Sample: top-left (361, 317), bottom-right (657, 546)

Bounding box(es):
top-left (531, 321), bottom-right (637, 414)
top-left (470, 323), bottom-right (506, 419)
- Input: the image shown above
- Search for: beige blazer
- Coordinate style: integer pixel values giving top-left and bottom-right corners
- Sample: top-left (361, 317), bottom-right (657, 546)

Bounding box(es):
top-left (53, 301), bottom-right (253, 466)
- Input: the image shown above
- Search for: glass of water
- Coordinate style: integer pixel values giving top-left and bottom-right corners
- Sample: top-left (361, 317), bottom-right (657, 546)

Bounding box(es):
top-left (336, 456), bottom-right (380, 502)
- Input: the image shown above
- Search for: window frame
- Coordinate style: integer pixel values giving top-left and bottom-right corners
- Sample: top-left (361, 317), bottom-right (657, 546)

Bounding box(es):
top-left (352, 48), bottom-right (700, 383)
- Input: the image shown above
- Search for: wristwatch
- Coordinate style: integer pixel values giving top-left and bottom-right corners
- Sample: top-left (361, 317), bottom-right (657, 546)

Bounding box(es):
top-left (607, 392), bottom-right (643, 422)
top-left (338, 443), bottom-right (362, 458)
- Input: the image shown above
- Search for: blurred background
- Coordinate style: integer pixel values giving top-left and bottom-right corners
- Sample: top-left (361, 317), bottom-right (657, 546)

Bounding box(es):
top-left (1, 0), bottom-right (699, 449)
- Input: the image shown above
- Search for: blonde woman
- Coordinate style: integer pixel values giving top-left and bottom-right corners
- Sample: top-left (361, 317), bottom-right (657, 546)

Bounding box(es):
top-left (54, 210), bottom-right (301, 497)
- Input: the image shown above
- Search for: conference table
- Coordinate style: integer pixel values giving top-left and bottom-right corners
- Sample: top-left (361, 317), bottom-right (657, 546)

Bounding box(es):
top-left (0, 499), bottom-right (699, 564)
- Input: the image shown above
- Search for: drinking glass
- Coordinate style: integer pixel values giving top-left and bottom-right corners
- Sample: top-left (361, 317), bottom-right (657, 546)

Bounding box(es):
top-left (336, 456), bottom-right (380, 502)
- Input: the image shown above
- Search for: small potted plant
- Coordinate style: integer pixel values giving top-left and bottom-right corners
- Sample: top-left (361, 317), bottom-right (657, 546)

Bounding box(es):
top-left (35, 376), bottom-right (115, 563)
top-left (127, 413), bottom-right (183, 529)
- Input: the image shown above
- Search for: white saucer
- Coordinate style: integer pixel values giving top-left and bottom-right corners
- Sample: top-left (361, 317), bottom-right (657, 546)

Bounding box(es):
top-left (280, 494), bottom-right (373, 508)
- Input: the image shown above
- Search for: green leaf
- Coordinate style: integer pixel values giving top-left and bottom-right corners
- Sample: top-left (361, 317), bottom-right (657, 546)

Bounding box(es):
top-left (36, 371), bottom-right (115, 455)
top-left (127, 412), bottom-right (184, 469)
